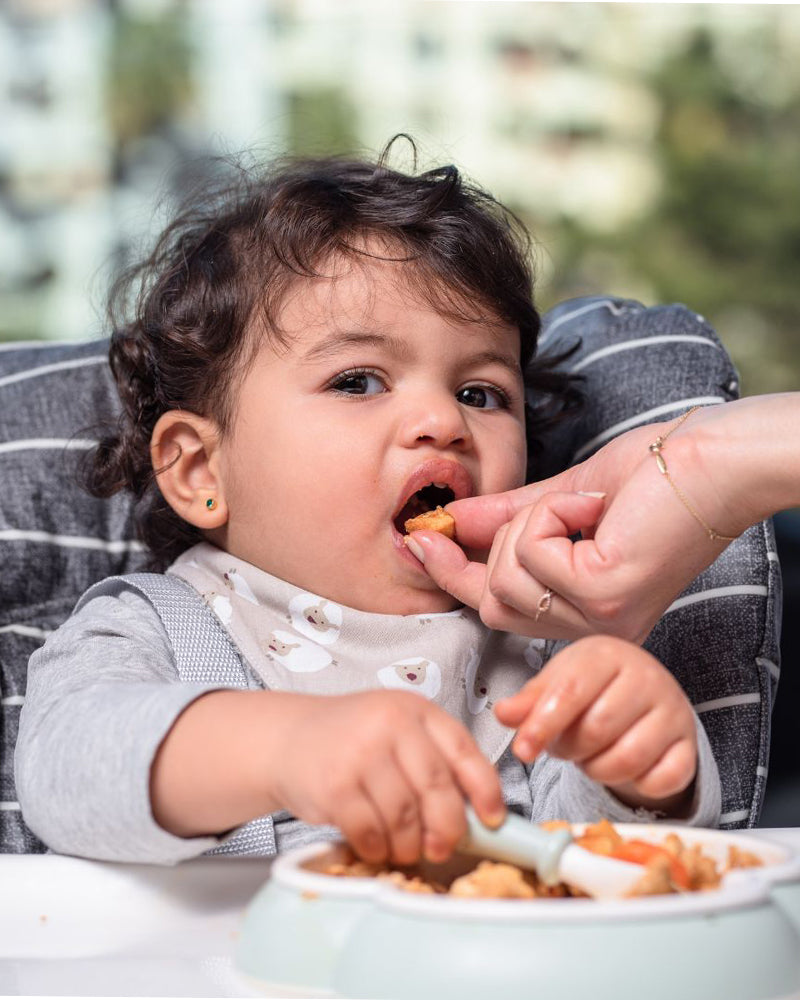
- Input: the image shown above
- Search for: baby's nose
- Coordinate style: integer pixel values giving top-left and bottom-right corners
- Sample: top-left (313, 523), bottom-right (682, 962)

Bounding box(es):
top-left (400, 392), bottom-right (473, 450)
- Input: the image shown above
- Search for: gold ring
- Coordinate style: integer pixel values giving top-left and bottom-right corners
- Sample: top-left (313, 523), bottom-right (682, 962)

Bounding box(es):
top-left (534, 588), bottom-right (553, 622)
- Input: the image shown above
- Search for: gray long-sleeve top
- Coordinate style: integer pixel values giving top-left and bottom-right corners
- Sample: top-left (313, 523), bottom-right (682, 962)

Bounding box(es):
top-left (15, 585), bottom-right (721, 864)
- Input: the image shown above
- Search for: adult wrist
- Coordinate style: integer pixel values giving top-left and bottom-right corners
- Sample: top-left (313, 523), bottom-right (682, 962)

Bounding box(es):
top-left (687, 396), bottom-right (800, 531)
top-left (648, 410), bottom-right (745, 544)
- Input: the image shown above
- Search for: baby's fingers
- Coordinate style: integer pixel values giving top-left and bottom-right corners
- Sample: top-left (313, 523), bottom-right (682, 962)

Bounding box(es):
top-left (391, 726), bottom-right (468, 862)
top-left (546, 669), bottom-right (654, 763)
top-left (422, 711), bottom-right (505, 835)
top-left (506, 639), bottom-right (622, 762)
top-left (581, 709), bottom-right (696, 796)
top-left (493, 679), bottom-right (540, 728)
top-left (511, 683), bottom-right (600, 763)
top-left (333, 791), bottom-right (389, 864)
top-left (633, 738), bottom-right (697, 800)
top-left (361, 755), bottom-right (422, 866)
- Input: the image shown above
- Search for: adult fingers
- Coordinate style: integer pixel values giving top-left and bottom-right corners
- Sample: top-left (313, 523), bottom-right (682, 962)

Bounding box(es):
top-left (361, 754), bottom-right (423, 866)
top-left (479, 508), bottom-right (591, 637)
top-left (470, 519), bottom-right (543, 629)
top-left (508, 492), bottom-right (645, 635)
top-left (409, 525), bottom-right (589, 639)
top-left (405, 531), bottom-right (487, 610)
top-left (511, 491), bottom-right (609, 594)
top-left (409, 495), bottom-right (605, 637)
top-left (445, 468), bottom-right (581, 549)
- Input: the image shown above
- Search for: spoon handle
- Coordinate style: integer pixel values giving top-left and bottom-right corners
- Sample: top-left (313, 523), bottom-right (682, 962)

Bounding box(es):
top-left (460, 807), bottom-right (572, 885)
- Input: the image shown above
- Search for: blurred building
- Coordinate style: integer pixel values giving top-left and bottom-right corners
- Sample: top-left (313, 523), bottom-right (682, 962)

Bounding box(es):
top-left (0, 0), bottom-right (113, 341)
top-left (2, 1), bottom-right (800, 348)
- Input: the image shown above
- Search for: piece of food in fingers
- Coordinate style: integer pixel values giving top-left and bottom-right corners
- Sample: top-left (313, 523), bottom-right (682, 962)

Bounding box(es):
top-left (404, 505), bottom-right (456, 540)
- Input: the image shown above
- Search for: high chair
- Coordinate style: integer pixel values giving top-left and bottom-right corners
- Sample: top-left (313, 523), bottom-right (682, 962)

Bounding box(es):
top-left (0, 296), bottom-right (781, 852)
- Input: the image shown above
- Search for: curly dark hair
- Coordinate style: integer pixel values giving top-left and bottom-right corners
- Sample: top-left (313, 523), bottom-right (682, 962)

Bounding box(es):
top-left (86, 138), bottom-right (582, 570)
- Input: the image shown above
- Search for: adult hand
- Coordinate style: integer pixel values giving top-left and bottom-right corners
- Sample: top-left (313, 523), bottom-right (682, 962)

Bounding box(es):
top-left (406, 402), bottom-right (769, 644)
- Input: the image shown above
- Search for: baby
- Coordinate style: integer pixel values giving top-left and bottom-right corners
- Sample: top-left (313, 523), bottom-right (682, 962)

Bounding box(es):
top-left (15, 145), bottom-right (720, 865)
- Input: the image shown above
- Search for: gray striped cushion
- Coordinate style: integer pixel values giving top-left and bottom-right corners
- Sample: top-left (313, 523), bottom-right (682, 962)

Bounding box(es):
top-left (0, 341), bottom-right (147, 852)
top-left (0, 297), bottom-right (779, 850)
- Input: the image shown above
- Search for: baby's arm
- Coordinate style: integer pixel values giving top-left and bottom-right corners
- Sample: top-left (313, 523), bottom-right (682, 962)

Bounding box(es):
top-left (151, 685), bottom-right (505, 865)
top-left (17, 586), bottom-right (504, 864)
top-left (15, 588), bottom-right (225, 863)
top-left (495, 635), bottom-right (719, 822)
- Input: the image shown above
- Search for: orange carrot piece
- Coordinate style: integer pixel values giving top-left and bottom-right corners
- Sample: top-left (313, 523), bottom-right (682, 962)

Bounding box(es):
top-left (611, 840), bottom-right (690, 889)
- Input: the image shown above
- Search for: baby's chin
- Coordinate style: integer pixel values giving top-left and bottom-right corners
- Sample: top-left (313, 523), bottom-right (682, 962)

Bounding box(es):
top-left (377, 589), bottom-right (462, 617)
top-left (325, 580), bottom-right (462, 617)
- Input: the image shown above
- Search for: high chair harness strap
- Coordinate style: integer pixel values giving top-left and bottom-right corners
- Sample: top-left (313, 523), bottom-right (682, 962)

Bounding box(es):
top-left (78, 572), bottom-right (278, 856)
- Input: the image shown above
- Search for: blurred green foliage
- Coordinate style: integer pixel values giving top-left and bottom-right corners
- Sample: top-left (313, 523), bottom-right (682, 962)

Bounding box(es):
top-left (287, 88), bottom-right (359, 158)
top-left (106, 8), bottom-right (193, 148)
top-left (4, 5), bottom-right (797, 396)
top-left (543, 28), bottom-right (800, 395)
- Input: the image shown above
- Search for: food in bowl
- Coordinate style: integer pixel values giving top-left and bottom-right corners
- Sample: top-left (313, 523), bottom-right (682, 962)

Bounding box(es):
top-left (314, 820), bottom-right (763, 900)
top-left (404, 505), bottom-right (456, 539)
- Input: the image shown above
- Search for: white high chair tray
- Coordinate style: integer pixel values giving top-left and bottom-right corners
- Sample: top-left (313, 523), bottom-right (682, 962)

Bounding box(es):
top-left (0, 830), bottom-right (798, 998)
top-left (0, 855), bottom-right (297, 998)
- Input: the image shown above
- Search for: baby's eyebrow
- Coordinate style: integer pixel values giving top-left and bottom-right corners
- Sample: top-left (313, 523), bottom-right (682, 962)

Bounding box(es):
top-left (300, 331), bottom-right (412, 364)
top-left (301, 332), bottom-right (521, 379)
top-left (461, 349), bottom-right (523, 379)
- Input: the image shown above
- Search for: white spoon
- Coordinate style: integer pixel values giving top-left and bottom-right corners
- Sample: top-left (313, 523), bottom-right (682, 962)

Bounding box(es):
top-left (460, 807), bottom-right (648, 901)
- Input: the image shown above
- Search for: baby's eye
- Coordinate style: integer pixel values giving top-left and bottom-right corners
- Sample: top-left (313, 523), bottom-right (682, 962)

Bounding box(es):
top-left (328, 369), bottom-right (387, 397)
top-left (456, 384), bottom-right (509, 410)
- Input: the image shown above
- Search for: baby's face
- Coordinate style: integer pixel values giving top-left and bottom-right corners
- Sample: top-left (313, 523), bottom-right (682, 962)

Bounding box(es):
top-left (216, 258), bottom-right (527, 614)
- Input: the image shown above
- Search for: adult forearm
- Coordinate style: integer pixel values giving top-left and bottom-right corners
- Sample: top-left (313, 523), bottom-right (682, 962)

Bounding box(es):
top-left (150, 688), bottom-right (302, 838)
top-left (691, 393), bottom-right (800, 532)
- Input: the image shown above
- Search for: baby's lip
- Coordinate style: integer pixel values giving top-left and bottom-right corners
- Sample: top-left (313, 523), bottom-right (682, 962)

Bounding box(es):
top-left (393, 459), bottom-right (475, 523)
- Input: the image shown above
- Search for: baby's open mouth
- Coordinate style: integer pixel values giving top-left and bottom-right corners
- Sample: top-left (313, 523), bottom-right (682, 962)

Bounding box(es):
top-left (393, 483), bottom-right (455, 535)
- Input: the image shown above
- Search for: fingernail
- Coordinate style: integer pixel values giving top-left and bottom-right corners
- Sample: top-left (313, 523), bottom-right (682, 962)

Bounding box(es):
top-left (423, 835), bottom-right (448, 863)
top-left (515, 723), bottom-right (546, 759)
top-left (484, 808), bottom-right (506, 829)
top-left (577, 491), bottom-right (607, 499)
top-left (404, 536), bottom-right (426, 563)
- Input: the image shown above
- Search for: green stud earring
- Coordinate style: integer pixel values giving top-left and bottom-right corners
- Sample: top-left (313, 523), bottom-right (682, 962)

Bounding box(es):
top-left (206, 498), bottom-right (218, 511)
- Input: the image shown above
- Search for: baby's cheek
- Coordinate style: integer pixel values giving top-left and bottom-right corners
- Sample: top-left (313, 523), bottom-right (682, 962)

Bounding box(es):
top-left (502, 425), bottom-right (528, 489)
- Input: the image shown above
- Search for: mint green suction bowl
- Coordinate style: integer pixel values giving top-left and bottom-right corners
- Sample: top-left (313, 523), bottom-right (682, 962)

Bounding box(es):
top-left (236, 843), bottom-right (377, 994)
top-left (236, 826), bottom-right (800, 1000)
top-left (333, 879), bottom-right (800, 1000)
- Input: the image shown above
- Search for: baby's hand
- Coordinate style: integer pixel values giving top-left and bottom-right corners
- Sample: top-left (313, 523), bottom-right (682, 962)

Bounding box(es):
top-left (273, 690), bottom-right (505, 866)
top-left (494, 636), bottom-right (698, 812)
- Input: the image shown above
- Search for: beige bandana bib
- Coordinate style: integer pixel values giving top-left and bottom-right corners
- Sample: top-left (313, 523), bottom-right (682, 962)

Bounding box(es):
top-left (169, 543), bottom-right (544, 763)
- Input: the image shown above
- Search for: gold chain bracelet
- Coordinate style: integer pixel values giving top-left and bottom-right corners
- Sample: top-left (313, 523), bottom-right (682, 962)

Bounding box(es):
top-left (648, 407), bottom-right (738, 543)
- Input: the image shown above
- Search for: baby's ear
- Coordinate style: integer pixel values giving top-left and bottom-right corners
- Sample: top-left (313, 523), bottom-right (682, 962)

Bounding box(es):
top-left (150, 410), bottom-right (228, 529)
